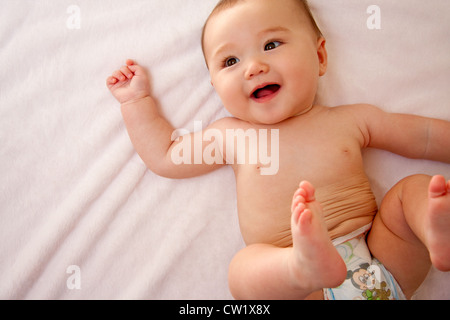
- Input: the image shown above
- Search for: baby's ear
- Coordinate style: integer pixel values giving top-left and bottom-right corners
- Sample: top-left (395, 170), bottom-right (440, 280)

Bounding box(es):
top-left (317, 37), bottom-right (328, 76)
top-left (346, 270), bottom-right (353, 280)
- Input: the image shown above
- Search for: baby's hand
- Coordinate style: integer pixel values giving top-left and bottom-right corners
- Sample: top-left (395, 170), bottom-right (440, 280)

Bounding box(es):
top-left (106, 59), bottom-right (151, 105)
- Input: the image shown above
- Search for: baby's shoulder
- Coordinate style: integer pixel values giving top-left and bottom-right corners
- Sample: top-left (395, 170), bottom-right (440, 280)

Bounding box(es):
top-left (324, 103), bottom-right (383, 124)
top-left (328, 103), bottom-right (378, 114)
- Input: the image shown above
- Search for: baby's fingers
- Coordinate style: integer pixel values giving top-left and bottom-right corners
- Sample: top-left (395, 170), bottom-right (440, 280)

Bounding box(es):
top-left (120, 65), bottom-right (134, 79)
top-left (112, 70), bottom-right (127, 81)
top-left (106, 76), bottom-right (118, 86)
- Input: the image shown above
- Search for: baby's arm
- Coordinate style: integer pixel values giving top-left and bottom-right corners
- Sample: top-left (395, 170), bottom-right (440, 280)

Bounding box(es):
top-left (107, 60), bottom-right (225, 178)
top-left (354, 104), bottom-right (450, 163)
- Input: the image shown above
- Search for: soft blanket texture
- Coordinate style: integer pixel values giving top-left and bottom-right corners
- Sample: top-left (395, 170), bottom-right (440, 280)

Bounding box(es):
top-left (0, 0), bottom-right (449, 299)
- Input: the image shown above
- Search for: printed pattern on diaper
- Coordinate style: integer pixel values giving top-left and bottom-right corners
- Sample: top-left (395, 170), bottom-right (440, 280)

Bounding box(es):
top-left (324, 235), bottom-right (405, 300)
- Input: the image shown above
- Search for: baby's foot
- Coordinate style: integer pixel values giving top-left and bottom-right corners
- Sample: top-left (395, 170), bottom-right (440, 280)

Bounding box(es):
top-left (289, 181), bottom-right (347, 291)
top-left (426, 175), bottom-right (450, 271)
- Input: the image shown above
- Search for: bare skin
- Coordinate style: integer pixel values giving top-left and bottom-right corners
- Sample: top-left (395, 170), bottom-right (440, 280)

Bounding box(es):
top-left (107, 0), bottom-right (450, 299)
top-left (290, 182), bottom-right (347, 295)
top-left (367, 174), bottom-right (450, 298)
top-left (426, 175), bottom-right (450, 271)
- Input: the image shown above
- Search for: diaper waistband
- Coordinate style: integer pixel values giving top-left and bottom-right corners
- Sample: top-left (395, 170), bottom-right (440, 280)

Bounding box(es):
top-left (331, 223), bottom-right (372, 246)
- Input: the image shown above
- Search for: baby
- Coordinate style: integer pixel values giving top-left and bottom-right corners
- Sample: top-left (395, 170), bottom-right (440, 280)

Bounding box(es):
top-left (107, 0), bottom-right (450, 300)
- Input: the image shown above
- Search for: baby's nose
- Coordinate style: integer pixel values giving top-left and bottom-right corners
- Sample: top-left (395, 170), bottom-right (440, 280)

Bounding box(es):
top-left (244, 59), bottom-right (269, 80)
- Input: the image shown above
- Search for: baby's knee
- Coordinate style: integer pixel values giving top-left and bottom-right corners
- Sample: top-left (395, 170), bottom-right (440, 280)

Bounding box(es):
top-left (398, 174), bottom-right (433, 197)
top-left (379, 174), bottom-right (431, 218)
top-left (388, 174), bottom-right (432, 198)
top-left (399, 174), bottom-right (432, 185)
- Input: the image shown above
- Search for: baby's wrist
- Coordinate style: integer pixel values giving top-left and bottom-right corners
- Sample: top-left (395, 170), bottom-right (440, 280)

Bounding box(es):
top-left (121, 95), bottom-right (154, 108)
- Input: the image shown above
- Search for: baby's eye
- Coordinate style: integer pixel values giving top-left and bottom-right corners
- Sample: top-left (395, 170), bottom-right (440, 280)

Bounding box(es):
top-left (264, 41), bottom-right (281, 51)
top-left (224, 57), bottom-right (240, 68)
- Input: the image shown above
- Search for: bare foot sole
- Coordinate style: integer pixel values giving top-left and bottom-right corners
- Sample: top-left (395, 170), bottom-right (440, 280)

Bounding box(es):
top-left (426, 175), bottom-right (450, 271)
top-left (289, 181), bottom-right (347, 290)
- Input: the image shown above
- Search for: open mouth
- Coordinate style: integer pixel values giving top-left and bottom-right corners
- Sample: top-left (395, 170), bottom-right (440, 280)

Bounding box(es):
top-left (251, 84), bottom-right (281, 102)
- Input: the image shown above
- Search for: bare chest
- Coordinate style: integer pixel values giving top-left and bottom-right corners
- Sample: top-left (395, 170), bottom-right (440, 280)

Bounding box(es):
top-left (234, 114), bottom-right (365, 190)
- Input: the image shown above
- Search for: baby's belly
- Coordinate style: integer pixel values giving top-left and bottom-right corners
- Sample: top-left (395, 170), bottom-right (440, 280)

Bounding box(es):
top-left (239, 173), bottom-right (378, 247)
top-left (316, 173), bottom-right (378, 241)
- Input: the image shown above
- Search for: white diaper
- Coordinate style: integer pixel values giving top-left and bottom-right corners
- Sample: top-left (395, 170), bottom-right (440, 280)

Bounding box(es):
top-left (323, 225), bottom-right (406, 300)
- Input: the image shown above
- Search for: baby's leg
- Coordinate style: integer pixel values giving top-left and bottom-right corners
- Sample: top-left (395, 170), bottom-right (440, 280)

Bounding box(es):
top-left (367, 174), bottom-right (450, 298)
top-left (228, 181), bottom-right (346, 299)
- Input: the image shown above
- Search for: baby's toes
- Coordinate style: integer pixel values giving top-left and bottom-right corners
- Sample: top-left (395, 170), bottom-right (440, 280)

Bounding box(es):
top-left (291, 195), bottom-right (306, 213)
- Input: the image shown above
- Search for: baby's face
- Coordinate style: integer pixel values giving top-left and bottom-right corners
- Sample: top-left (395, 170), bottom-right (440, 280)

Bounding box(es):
top-left (203, 0), bottom-right (327, 125)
